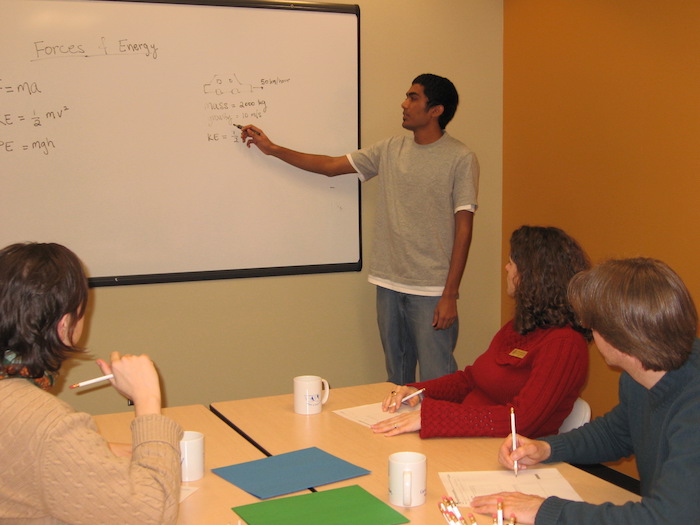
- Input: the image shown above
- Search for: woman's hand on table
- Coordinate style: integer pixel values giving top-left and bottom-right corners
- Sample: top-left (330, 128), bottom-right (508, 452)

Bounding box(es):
top-left (371, 408), bottom-right (421, 436)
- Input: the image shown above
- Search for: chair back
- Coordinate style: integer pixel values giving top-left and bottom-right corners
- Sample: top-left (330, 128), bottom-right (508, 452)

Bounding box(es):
top-left (558, 397), bottom-right (591, 433)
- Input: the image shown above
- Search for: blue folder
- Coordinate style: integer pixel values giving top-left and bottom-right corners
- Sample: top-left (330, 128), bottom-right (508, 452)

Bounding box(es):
top-left (212, 446), bottom-right (371, 499)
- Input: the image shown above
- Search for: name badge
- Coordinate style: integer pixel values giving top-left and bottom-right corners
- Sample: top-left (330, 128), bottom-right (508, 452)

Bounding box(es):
top-left (509, 348), bottom-right (528, 359)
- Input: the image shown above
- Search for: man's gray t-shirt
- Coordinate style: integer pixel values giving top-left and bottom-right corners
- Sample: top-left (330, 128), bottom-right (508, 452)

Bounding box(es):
top-left (348, 132), bottom-right (479, 293)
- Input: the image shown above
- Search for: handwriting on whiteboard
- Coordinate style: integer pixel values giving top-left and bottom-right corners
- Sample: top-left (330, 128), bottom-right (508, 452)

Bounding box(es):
top-left (32, 37), bottom-right (159, 61)
top-left (202, 73), bottom-right (291, 144)
top-left (0, 64), bottom-right (292, 156)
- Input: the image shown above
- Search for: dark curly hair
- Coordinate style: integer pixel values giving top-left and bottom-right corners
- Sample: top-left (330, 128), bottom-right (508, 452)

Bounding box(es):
top-left (0, 243), bottom-right (88, 378)
top-left (510, 226), bottom-right (591, 338)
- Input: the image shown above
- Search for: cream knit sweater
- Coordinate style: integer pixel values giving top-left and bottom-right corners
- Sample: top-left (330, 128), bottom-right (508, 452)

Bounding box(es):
top-left (0, 379), bottom-right (183, 524)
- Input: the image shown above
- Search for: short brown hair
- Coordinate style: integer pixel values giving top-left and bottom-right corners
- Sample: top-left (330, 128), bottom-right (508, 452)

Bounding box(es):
top-left (568, 258), bottom-right (697, 371)
top-left (0, 243), bottom-right (88, 377)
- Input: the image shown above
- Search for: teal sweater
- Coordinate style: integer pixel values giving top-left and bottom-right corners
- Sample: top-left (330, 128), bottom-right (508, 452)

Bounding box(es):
top-left (536, 338), bottom-right (700, 524)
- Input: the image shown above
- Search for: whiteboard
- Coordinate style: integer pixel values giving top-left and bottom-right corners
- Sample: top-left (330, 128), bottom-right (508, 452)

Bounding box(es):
top-left (0, 0), bottom-right (361, 286)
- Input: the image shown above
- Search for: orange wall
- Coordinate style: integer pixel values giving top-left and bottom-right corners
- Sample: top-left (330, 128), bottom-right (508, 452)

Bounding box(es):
top-left (503, 0), bottom-right (700, 478)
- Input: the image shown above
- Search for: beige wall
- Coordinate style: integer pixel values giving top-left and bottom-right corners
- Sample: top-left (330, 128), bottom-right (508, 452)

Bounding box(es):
top-left (503, 0), bottom-right (700, 478)
top-left (59, 0), bottom-right (504, 415)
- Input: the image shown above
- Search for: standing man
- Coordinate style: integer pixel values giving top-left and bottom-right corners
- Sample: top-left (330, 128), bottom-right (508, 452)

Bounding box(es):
top-left (471, 258), bottom-right (700, 524)
top-left (241, 73), bottom-right (479, 384)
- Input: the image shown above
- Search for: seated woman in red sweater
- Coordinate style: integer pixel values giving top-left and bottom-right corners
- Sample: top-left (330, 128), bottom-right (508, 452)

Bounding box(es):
top-left (371, 225), bottom-right (591, 439)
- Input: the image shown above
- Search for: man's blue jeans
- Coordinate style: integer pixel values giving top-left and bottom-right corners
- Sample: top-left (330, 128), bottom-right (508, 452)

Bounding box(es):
top-left (376, 286), bottom-right (458, 385)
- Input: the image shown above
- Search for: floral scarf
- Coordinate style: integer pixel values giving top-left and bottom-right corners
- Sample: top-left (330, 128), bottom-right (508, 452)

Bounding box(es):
top-left (0, 350), bottom-right (55, 391)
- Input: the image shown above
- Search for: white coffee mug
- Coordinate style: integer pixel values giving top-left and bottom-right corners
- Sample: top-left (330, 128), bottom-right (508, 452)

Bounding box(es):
top-left (388, 451), bottom-right (427, 507)
top-left (180, 431), bottom-right (205, 482)
top-left (293, 375), bottom-right (330, 415)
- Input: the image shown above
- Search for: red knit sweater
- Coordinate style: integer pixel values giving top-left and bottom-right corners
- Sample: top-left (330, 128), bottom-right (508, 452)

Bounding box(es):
top-left (410, 320), bottom-right (589, 439)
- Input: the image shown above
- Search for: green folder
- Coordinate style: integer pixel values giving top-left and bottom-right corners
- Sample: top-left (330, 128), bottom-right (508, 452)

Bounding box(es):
top-left (232, 485), bottom-right (409, 525)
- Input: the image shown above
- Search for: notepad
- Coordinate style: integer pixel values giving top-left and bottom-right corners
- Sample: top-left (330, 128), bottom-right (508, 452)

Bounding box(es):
top-left (212, 447), bottom-right (370, 499)
top-left (232, 485), bottom-right (410, 525)
top-left (439, 468), bottom-right (583, 505)
top-left (333, 402), bottom-right (420, 427)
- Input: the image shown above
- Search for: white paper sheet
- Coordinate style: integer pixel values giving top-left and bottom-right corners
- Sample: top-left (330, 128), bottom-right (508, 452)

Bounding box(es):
top-left (179, 485), bottom-right (199, 502)
top-left (439, 468), bottom-right (583, 505)
top-left (333, 402), bottom-right (420, 427)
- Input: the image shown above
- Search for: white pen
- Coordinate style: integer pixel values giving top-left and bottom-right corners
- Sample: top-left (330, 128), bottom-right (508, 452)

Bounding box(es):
top-left (510, 407), bottom-right (518, 476)
top-left (69, 373), bottom-right (113, 389)
top-left (389, 387), bottom-right (425, 408)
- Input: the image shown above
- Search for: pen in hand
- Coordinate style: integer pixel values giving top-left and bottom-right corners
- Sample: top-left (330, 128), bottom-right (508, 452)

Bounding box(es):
top-left (71, 372), bottom-right (134, 406)
top-left (234, 123), bottom-right (260, 135)
top-left (69, 373), bottom-right (114, 389)
top-left (389, 387), bottom-right (425, 408)
top-left (510, 407), bottom-right (518, 476)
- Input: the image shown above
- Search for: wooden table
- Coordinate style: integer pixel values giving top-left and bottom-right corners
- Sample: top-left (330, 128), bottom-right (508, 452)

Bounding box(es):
top-left (94, 404), bottom-right (272, 525)
top-left (211, 383), bottom-right (641, 524)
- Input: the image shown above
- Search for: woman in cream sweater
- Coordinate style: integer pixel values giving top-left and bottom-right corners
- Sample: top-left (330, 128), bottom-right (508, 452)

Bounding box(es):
top-left (0, 242), bottom-right (182, 525)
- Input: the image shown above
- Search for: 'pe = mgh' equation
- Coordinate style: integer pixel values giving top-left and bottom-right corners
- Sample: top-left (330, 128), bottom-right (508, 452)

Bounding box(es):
top-left (1, 137), bottom-right (56, 156)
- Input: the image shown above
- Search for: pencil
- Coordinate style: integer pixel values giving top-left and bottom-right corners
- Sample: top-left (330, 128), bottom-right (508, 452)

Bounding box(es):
top-left (389, 387), bottom-right (425, 408)
top-left (510, 407), bottom-right (518, 476)
top-left (69, 373), bottom-right (113, 389)
top-left (443, 496), bottom-right (463, 520)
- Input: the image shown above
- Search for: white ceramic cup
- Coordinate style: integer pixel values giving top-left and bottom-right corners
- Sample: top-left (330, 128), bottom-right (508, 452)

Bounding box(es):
top-left (388, 451), bottom-right (427, 507)
top-left (180, 431), bottom-right (205, 482)
top-left (293, 375), bottom-right (330, 415)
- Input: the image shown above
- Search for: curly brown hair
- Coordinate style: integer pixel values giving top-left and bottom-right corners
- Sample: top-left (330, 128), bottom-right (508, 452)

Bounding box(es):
top-left (510, 226), bottom-right (590, 337)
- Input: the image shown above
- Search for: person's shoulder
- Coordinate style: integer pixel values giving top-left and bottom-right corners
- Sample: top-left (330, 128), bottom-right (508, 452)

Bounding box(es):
top-left (10, 379), bottom-right (74, 412)
top-left (383, 134), bottom-right (413, 148)
top-left (440, 131), bottom-right (475, 153)
top-left (355, 135), bottom-right (405, 155)
top-left (371, 135), bottom-right (408, 145)
top-left (534, 325), bottom-right (589, 351)
top-left (538, 324), bottom-right (586, 339)
top-left (0, 377), bottom-right (52, 400)
top-left (688, 338), bottom-right (700, 368)
top-left (684, 342), bottom-right (700, 385)
top-left (0, 379), bottom-right (77, 435)
top-left (670, 339), bottom-right (700, 390)
top-left (665, 351), bottom-right (700, 422)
